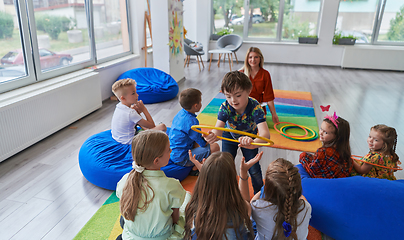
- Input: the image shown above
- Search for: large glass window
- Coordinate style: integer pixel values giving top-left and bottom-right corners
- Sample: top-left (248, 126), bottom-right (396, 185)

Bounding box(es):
top-left (335, 0), bottom-right (404, 45)
top-left (0, 0), bottom-right (132, 93)
top-left (379, 0), bottom-right (404, 43)
top-left (281, 0), bottom-right (321, 40)
top-left (211, 0), bottom-right (321, 41)
top-left (212, 0), bottom-right (244, 37)
top-left (94, 0), bottom-right (131, 60)
top-left (246, 0), bottom-right (277, 39)
top-left (0, 0), bottom-right (28, 85)
top-left (33, 1), bottom-right (90, 72)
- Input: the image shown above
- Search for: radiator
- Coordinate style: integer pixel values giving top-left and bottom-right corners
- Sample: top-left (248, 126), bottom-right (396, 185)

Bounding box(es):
top-left (0, 72), bottom-right (102, 162)
top-left (342, 46), bottom-right (404, 71)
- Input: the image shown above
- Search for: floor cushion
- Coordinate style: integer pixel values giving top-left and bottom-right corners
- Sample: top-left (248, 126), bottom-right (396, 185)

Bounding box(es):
top-left (116, 68), bottom-right (179, 104)
top-left (79, 130), bottom-right (191, 190)
top-left (297, 164), bottom-right (404, 240)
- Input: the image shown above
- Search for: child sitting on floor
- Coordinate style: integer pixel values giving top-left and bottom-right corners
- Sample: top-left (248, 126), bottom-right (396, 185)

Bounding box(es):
top-left (185, 151), bottom-right (257, 240)
top-left (111, 78), bottom-right (166, 144)
top-left (116, 130), bottom-right (190, 240)
top-left (298, 112), bottom-right (352, 178)
top-left (169, 88), bottom-right (219, 173)
top-left (239, 157), bottom-right (312, 240)
top-left (204, 71), bottom-right (271, 193)
top-left (352, 124), bottom-right (400, 180)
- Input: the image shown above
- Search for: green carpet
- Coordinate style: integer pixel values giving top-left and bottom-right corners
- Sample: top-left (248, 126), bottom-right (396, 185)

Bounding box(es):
top-left (74, 192), bottom-right (121, 240)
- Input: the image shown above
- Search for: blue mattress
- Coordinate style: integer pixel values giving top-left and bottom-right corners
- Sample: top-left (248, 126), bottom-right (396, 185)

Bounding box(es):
top-left (79, 130), bottom-right (192, 190)
top-left (297, 164), bottom-right (404, 239)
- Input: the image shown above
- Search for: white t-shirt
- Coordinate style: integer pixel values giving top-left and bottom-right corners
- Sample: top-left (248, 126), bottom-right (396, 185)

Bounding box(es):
top-left (251, 199), bottom-right (312, 240)
top-left (111, 102), bottom-right (142, 144)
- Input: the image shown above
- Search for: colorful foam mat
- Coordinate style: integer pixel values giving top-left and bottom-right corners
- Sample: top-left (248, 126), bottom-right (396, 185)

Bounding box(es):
top-left (197, 90), bottom-right (322, 152)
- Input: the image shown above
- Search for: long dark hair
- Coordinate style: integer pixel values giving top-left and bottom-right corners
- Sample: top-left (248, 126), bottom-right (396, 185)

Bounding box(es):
top-left (184, 152), bottom-right (254, 240)
top-left (323, 116), bottom-right (352, 167)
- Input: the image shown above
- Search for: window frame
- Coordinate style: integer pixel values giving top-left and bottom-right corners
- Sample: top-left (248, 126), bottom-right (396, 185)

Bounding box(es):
top-left (0, 0), bottom-right (133, 94)
top-left (335, 0), bottom-right (404, 46)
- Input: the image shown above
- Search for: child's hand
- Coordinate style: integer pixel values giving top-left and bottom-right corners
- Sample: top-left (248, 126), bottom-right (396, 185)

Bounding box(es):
top-left (204, 131), bottom-right (219, 144)
top-left (132, 100), bottom-right (146, 114)
top-left (188, 150), bottom-right (205, 171)
top-left (240, 151), bottom-right (263, 175)
top-left (238, 136), bottom-right (256, 149)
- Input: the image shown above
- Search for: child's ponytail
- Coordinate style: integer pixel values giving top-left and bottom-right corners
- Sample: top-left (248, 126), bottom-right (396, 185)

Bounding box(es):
top-left (263, 158), bottom-right (307, 240)
top-left (372, 125), bottom-right (399, 163)
top-left (119, 130), bottom-right (169, 221)
top-left (120, 169), bottom-right (154, 221)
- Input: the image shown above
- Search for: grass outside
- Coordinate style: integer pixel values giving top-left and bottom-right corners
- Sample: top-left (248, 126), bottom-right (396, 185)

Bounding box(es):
top-left (216, 22), bottom-right (277, 38)
top-left (0, 29), bottom-right (121, 57)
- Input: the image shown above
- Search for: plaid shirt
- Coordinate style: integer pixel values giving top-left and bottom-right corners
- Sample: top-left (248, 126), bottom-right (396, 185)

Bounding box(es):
top-left (299, 147), bottom-right (352, 178)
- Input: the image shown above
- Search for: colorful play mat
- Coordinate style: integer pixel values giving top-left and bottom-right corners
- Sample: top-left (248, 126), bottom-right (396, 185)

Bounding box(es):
top-left (197, 90), bottom-right (322, 152)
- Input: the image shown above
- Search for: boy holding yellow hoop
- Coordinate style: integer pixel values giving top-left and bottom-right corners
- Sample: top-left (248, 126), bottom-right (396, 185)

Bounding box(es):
top-left (204, 71), bottom-right (271, 193)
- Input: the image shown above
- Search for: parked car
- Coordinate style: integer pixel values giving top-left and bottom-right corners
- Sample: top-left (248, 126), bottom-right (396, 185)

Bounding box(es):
top-left (1, 48), bottom-right (73, 70)
top-left (0, 65), bottom-right (26, 82)
top-left (230, 14), bottom-right (265, 25)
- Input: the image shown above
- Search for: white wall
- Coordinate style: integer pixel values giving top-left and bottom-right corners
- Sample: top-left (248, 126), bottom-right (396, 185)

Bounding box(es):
top-left (183, 0), bottom-right (211, 62)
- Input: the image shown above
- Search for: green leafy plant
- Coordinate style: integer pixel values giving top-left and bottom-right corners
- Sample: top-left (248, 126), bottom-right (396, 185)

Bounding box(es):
top-left (36, 14), bottom-right (72, 40)
top-left (333, 32), bottom-right (357, 45)
top-left (387, 5), bottom-right (404, 41)
top-left (0, 11), bottom-right (14, 39)
top-left (298, 34), bottom-right (318, 38)
top-left (216, 27), bottom-right (234, 36)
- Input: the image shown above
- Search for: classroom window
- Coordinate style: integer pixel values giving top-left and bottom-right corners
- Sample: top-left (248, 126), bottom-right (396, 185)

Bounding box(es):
top-left (335, 0), bottom-right (404, 45)
top-left (0, 0), bottom-right (132, 94)
top-left (211, 0), bottom-right (321, 41)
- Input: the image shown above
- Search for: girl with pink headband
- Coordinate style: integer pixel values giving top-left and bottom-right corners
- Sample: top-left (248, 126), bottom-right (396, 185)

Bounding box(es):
top-left (298, 112), bottom-right (353, 178)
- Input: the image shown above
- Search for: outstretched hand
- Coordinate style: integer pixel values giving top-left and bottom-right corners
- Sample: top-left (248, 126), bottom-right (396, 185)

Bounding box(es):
top-left (240, 151), bottom-right (263, 175)
top-left (188, 150), bottom-right (205, 171)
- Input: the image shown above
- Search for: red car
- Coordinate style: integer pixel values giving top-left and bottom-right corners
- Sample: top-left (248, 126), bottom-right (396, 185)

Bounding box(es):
top-left (1, 48), bottom-right (73, 70)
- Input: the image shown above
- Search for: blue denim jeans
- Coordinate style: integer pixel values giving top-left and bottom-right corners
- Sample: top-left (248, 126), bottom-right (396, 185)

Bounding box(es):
top-left (222, 132), bottom-right (263, 194)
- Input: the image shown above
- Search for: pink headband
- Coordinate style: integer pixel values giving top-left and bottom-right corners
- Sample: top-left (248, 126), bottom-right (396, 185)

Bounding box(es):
top-left (325, 112), bottom-right (339, 129)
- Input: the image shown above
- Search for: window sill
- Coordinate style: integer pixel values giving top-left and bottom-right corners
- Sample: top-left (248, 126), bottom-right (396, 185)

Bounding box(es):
top-left (0, 54), bottom-right (140, 106)
top-left (90, 54), bottom-right (140, 70)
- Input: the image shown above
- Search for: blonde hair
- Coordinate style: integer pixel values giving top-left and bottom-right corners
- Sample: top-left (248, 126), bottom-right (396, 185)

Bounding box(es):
top-left (261, 158), bottom-right (307, 240)
top-left (184, 152), bottom-right (254, 240)
top-left (242, 47), bottom-right (264, 78)
top-left (371, 124), bottom-right (399, 163)
top-left (120, 130), bottom-right (169, 221)
top-left (112, 78), bottom-right (136, 99)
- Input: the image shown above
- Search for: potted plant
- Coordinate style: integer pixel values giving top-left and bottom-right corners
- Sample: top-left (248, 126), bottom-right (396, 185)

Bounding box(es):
top-left (298, 35), bottom-right (318, 44)
top-left (333, 32), bottom-right (357, 45)
top-left (210, 28), bottom-right (233, 40)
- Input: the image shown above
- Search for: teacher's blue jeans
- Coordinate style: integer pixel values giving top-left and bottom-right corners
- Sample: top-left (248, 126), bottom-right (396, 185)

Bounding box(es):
top-left (222, 132), bottom-right (263, 194)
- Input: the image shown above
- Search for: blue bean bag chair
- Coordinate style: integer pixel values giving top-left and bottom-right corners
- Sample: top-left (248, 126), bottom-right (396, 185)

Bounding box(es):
top-left (116, 68), bottom-right (179, 104)
top-left (296, 164), bottom-right (404, 240)
top-left (79, 130), bottom-right (192, 190)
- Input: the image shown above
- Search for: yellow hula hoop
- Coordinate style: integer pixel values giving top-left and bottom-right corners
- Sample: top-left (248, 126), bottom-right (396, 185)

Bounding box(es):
top-left (191, 125), bottom-right (274, 147)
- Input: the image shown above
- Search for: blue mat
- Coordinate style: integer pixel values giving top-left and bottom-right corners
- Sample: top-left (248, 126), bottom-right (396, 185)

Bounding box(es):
top-left (297, 164), bottom-right (404, 240)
